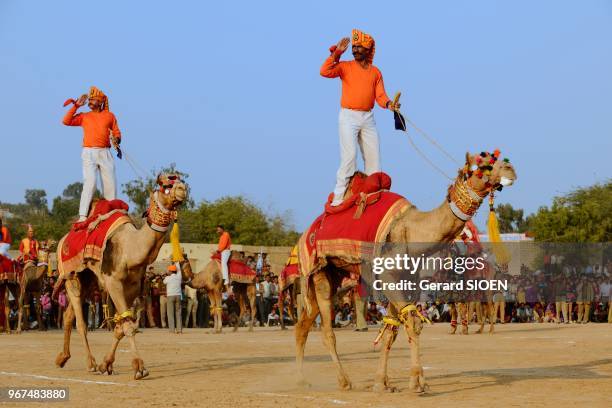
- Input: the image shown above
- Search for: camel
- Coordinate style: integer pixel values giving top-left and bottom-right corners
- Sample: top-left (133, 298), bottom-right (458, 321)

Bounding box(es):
top-left (189, 252), bottom-right (256, 333)
top-left (295, 151), bottom-right (517, 393)
top-left (54, 173), bottom-right (190, 380)
top-left (16, 240), bottom-right (55, 333)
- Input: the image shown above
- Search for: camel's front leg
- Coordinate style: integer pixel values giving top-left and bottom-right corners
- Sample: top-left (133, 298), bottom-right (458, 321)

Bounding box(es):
top-left (373, 320), bottom-right (400, 392)
top-left (313, 272), bottom-right (352, 390)
top-left (98, 323), bottom-right (124, 375)
top-left (248, 286), bottom-right (256, 332)
top-left (404, 314), bottom-right (426, 393)
top-left (55, 304), bottom-right (75, 367)
top-left (449, 303), bottom-right (457, 334)
top-left (105, 278), bottom-right (148, 380)
top-left (16, 287), bottom-right (25, 334)
top-left (64, 279), bottom-right (97, 372)
top-left (295, 283), bottom-right (319, 388)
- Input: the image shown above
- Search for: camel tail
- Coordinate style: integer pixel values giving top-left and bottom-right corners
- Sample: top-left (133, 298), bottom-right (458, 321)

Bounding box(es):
top-left (300, 274), bottom-right (314, 316)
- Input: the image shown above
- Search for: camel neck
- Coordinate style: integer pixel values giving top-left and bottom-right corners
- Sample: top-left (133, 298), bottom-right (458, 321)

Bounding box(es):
top-left (130, 221), bottom-right (168, 267)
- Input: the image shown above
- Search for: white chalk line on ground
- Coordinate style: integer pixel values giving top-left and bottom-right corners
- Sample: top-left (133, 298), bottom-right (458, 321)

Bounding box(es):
top-left (256, 392), bottom-right (348, 405)
top-left (0, 371), bottom-right (135, 387)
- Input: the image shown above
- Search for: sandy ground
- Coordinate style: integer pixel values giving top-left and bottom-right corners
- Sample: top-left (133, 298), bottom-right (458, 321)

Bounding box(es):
top-left (0, 323), bottom-right (611, 408)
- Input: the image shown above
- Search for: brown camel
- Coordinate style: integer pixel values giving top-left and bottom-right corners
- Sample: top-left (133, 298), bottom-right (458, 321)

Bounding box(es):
top-left (189, 253), bottom-right (256, 333)
top-left (16, 240), bottom-right (55, 333)
top-left (54, 173), bottom-right (190, 380)
top-left (295, 152), bottom-right (516, 393)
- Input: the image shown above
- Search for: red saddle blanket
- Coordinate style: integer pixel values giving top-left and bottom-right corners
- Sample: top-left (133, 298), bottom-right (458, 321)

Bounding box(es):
top-left (58, 200), bottom-right (131, 275)
top-left (0, 255), bottom-right (23, 283)
top-left (211, 253), bottom-right (256, 284)
top-left (299, 172), bottom-right (411, 279)
top-left (279, 263), bottom-right (299, 292)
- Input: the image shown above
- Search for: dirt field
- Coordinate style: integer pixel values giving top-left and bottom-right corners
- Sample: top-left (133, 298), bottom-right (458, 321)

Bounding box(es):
top-left (0, 323), bottom-right (610, 407)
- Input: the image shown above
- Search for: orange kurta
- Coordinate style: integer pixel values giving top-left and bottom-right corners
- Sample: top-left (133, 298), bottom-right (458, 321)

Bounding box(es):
top-left (320, 56), bottom-right (390, 111)
top-left (218, 231), bottom-right (231, 252)
top-left (0, 226), bottom-right (11, 244)
top-left (62, 105), bottom-right (122, 148)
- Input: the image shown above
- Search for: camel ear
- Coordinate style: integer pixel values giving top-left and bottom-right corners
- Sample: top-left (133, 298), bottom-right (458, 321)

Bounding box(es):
top-left (465, 152), bottom-right (473, 166)
top-left (156, 173), bottom-right (163, 186)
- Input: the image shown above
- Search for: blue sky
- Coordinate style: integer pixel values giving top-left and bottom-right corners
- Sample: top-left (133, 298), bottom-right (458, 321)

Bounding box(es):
top-left (1, 1), bottom-right (611, 232)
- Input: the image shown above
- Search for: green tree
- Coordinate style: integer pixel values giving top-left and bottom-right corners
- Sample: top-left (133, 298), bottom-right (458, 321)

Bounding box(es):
top-left (527, 181), bottom-right (611, 242)
top-left (495, 203), bottom-right (527, 233)
top-left (24, 189), bottom-right (48, 212)
top-left (178, 196), bottom-right (299, 246)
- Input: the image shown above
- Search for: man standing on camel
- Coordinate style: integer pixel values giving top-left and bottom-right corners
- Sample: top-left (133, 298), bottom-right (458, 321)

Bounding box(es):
top-left (216, 225), bottom-right (232, 293)
top-left (62, 86), bottom-right (122, 221)
top-left (321, 29), bottom-right (400, 206)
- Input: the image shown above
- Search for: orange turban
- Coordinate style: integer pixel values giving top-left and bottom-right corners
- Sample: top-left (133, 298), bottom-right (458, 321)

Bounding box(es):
top-left (88, 86), bottom-right (109, 111)
top-left (167, 264), bottom-right (177, 272)
top-left (352, 29), bottom-right (375, 64)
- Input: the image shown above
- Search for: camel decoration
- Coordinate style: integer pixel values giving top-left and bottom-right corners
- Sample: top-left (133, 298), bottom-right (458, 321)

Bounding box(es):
top-left (53, 173), bottom-right (189, 380)
top-left (294, 151), bottom-right (516, 393)
top-left (16, 240), bottom-right (55, 333)
top-left (189, 251), bottom-right (256, 333)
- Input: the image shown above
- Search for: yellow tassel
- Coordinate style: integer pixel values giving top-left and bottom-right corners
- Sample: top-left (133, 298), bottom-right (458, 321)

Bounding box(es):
top-left (487, 208), bottom-right (511, 265)
top-left (170, 221), bottom-right (184, 262)
top-left (47, 261), bottom-right (53, 278)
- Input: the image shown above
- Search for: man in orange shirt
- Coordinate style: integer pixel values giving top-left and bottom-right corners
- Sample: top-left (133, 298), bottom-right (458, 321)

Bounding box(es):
top-left (321, 29), bottom-right (399, 206)
top-left (18, 224), bottom-right (39, 262)
top-left (216, 225), bottom-right (232, 290)
top-left (62, 86), bottom-right (122, 221)
top-left (0, 217), bottom-right (12, 259)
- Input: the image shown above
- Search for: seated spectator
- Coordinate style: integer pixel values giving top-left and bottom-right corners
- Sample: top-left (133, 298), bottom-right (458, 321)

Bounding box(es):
top-left (267, 306), bottom-right (280, 326)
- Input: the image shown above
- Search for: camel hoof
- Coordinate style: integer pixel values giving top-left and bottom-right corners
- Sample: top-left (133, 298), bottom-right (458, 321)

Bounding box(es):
top-left (134, 371), bottom-right (143, 380)
top-left (55, 352), bottom-right (70, 368)
top-left (373, 383), bottom-right (397, 393)
top-left (98, 361), bottom-right (113, 375)
top-left (338, 377), bottom-right (352, 391)
top-left (141, 368), bottom-right (149, 378)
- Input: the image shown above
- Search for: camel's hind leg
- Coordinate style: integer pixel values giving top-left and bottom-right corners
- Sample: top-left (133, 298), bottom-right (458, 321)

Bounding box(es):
top-left (55, 303), bottom-right (75, 367)
top-left (279, 290), bottom-right (287, 330)
top-left (63, 279), bottom-right (97, 372)
top-left (234, 288), bottom-right (246, 332)
top-left (295, 281), bottom-right (319, 388)
top-left (312, 272), bottom-right (352, 390)
top-left (2, 286), bottom-right (11, 333)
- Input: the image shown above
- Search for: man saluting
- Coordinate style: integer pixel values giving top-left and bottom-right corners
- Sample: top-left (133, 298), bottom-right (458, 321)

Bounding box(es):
top-left (321, 29), bottom-right (399, 206)
top-left (62, 86), bottom-right (122, 221)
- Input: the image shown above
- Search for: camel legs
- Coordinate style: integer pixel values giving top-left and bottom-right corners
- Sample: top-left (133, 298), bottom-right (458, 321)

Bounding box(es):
top-left (16, 285), bottom-right (25, 333)
top-left (2, 286), bottom-right (10, 333)
top-left (208, 290), bottom-right (222, 333)
top-left (63, 279), bottom-right (97, 372)
top-left (55, 303), bottom-right (75, 367)
top-left (449, 303), bottom-right (457, 334)
top-left (313, 272), bottom-right (352, 390)
top-left (295, 283), bottom-right (320, 388)
top-left (458, 303), bottom-right (469, 334)
top-left (373, 325), bottom-right (399, 392)
top-left (404, 316), bottom-right (426, 393)
top-left (279, 290), bottom-right (287, 330)
top-left (105, 277), bottom-right (148, 380)
top-left (247, 285), bottom-right (256, 332)
top-left (98, 323), bottom-right (124, 374)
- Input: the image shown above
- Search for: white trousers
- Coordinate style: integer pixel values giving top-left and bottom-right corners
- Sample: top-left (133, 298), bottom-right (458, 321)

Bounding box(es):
top-left (333, 108), bottom-right (381, 203)
top-left (79, 148), bottom-right (116, 217)
top-left (221, 249), bottom-right (231, 284)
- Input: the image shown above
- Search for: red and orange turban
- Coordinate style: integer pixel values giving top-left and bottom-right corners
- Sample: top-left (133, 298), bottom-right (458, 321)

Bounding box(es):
top-left (88, 86), bottom-right (109, 111)
top-left (352, 29), bottom-right (375, 64)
